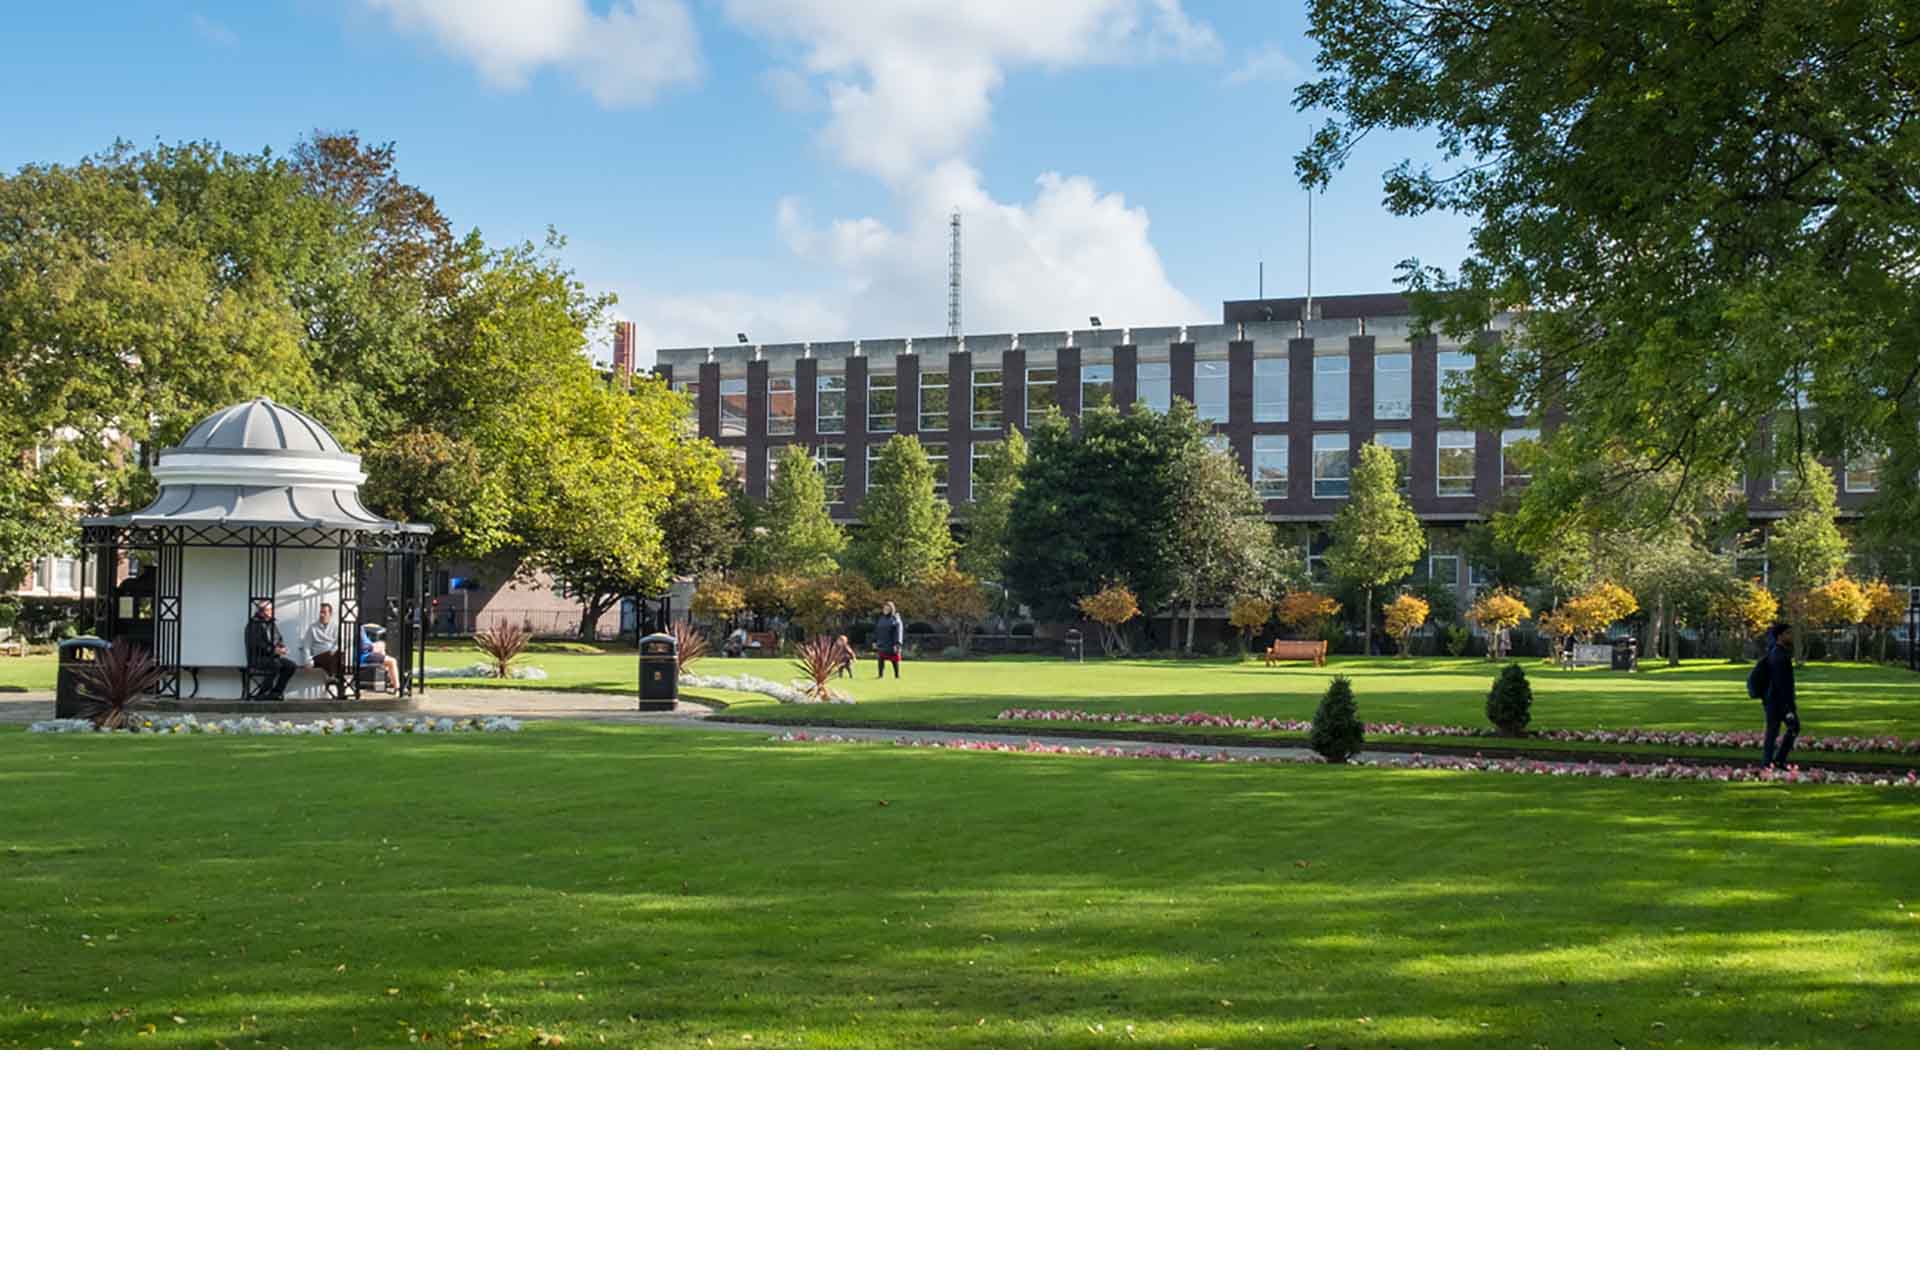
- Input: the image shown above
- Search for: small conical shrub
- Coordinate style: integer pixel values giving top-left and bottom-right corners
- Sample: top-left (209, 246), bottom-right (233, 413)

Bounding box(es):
top-left (1486, 662), bottom-right (1533, 736)
top-left (1309, 675), bottom-right (1365, 762)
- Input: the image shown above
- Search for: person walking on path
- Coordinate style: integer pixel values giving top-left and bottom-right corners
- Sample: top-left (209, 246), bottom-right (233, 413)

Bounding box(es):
top-left (873, 602), bottom-right (905, 679)
top-left (1756, 621), bottom-right (1799, 769)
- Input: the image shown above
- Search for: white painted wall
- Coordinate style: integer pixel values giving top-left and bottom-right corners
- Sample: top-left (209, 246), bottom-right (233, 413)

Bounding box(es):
top-left (177, 546), bottom-right (342, 700)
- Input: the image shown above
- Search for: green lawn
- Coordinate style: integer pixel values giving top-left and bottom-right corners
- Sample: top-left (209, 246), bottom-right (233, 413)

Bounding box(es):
top-left (4, 722), bottom-right (1917, 1049)
top-left (422, 645), bottom-right (1920, 745)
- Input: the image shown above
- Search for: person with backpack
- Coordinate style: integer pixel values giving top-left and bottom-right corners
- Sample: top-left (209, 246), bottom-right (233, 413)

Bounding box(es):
top-left (1747, 621), bottom-right (1799, 769)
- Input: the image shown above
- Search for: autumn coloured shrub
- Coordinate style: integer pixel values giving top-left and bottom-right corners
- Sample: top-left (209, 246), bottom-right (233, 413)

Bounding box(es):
top-left (1382, 593), bottom-right (1431, 656)
top-left (1464, 591), bottom-right (1530, 660)
top-left (1276, 590), bottom-right (1341, 637)
top-left (1076, 583), bottom-right (1141, 656)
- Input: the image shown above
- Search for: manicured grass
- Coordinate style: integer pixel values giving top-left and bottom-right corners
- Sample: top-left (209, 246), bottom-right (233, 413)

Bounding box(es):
top-left (4, 722), bottom-right (1917, 1049)
top-left (0, 652), bottom-right (54, 692)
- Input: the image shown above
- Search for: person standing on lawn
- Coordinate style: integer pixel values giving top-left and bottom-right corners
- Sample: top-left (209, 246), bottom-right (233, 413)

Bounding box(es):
top-left (1758, 621), bottom-right (1799, 769)
top-left (873, 601), bottom-right (905, 678)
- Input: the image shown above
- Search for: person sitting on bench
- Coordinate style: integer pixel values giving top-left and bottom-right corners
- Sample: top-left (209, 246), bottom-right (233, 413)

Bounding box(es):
top-left (304, 602), bottom-right (344, 688)
top-left (245, 601), bottom-right (297, 700)
top-left (359, 624), bottom-right (401, 692)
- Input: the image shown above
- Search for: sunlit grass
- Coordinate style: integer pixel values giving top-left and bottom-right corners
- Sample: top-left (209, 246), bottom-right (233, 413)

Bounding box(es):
top-left (3, 722), bottom-right (1916, 1049)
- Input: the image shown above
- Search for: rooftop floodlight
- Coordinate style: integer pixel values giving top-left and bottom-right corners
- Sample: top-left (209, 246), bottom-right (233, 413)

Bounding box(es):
top-left (1090, 315), bottom-right (1102, 328)
top-left (736, 332), bottom-right (749, 344)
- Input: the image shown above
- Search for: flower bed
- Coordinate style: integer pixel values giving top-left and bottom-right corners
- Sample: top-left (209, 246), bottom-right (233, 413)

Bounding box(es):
top-left (682, 672), bottom-right (855, 705)
top-left (773, 731), bottom-right (1920, 788)
top-left (425, 664), bottom-right (550, 680)
top-left (994, 707), bottom-right (1920, 756)
top-left (30, 713), bottom-right (522, 736)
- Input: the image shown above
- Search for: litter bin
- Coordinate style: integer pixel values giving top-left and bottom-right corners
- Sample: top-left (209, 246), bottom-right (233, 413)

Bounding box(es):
top-left (55, 636), bottom-right (110, 719)
top-left (1064, 628), bottom-right (1084, 662)
top-left (638, 632), bottom-right (678, 711)
top-left (1611, 636), bottom-right (1638, 672)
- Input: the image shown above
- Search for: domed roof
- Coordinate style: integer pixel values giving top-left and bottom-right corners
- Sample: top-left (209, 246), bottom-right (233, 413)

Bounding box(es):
top-left (176, 398), bottom-right (346, 454)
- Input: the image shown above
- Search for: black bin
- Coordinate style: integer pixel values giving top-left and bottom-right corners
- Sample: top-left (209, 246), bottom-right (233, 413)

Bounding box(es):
top-left (1611, 637), bottom-right (1638, 672)
top-left (1064, 628), bottom-right (1084, 662)
top-left (55, 636), bottom-right (110, 719)
top-left (638, 632), bottom-right (678, 711)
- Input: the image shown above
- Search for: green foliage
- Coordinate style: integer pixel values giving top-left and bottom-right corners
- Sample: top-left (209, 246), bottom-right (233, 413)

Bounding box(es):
top-left (1168, 438), bottom-right (1302, 650)
top-left (1296, 0), bottom-right (1919, 533)
top-left (754, 445), bottom-right (846, 577)
top-left (958, 428), bottom-right (1025, 589)
top-left (1309, 675), bottom-right (1365, 763)
top-left (1005, 401), bottom-right (1201, 621)
top-left (856, 435), bottom-right (954, 587)
top-left (1486, 663), bottom-right (1534, 736)
top-left (1326, 442), bottom-right (1426, 657)
top-left (1445, 625), bottom-right (1472, 657)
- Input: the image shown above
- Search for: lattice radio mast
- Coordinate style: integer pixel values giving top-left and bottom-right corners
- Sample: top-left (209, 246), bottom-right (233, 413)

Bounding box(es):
top-left (947, 210), bottom-right (962, 338)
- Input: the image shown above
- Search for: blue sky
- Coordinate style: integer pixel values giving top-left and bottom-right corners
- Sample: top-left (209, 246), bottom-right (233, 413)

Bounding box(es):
top-left (1, 1), bottom-right (1477, 361)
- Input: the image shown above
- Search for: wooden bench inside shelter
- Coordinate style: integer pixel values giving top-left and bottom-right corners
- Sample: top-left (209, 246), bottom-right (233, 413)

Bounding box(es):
top-left (747, 631), bottom-right (778, 656)
top-left (1262, 639), bottom-right (1329, 667)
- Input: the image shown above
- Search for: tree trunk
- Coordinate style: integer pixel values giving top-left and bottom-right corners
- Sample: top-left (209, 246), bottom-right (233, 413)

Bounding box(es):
top-left (1668, 611), bottom-right (1681, 666)
top-left (1185, 596), bottom-right (1198, 653)
top-left (1362, 587), bottom-right (1373, 660)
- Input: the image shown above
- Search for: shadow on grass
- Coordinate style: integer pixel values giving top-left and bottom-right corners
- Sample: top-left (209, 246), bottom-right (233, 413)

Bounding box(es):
top-left (2, 724), bottom-right (1916, 1048)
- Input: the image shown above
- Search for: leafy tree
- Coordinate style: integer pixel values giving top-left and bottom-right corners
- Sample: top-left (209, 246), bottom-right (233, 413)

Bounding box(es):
top-left (1276, 590), bottom-right (1341, 637)
top-left (1076, 583), bottom-right (1141, 656)
top-left (1296, 0), bottom-right (1920, 537)
top-left (1168, 441), bottom-right (1288, 651)
top-left (691, 579), bottom-right (746, 625)
top-left (1805, 576), bottom-right (1872, 660)
top-left (1862, 579), bottom-right (1903, 662)
top-left (1383, 593), bottom-right (1431, 657)
top-left (1711, 579), bottom-right (1781, 652)
top-left (1006, 402), bottom-right (1199, 625)
top-left (659, 437), bottom-right (742, 583)
top-left (856, 435), bottom-right (953, 587)
top-left (1464, 591), bottom-right (1530, 661)
top-left (909, 566), bottom-right (992, 653)
top-left (1229, 595), bottom-right (1274, 653)
top-left (1326, 442), bottom-right (1425, 657)
top-left (1767, 460), bottom-right (1850, 660)
top-left (758, 445), bottom-right (846, 577)
top-left (1559, 583), bottom-right (1638, 643)
top-left (958, 428), bottom-right (1025, 590)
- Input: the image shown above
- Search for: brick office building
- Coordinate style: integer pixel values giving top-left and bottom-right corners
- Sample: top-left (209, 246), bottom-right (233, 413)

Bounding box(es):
top-left (655, 290), bottom-right (1878, 600)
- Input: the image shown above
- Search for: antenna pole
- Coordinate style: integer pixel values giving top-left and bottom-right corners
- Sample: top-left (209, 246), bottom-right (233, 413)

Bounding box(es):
top-left (947, 210), bottom-right (963, 338)
top-left (1305, 188), bottom-right (1314, 321)
top-left (1259, 259), bottom-right (1264, 298)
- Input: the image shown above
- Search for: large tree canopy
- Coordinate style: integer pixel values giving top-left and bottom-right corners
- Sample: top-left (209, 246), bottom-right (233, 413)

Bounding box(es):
top-left (0, 133), bottom-right (713, 594)
top-left (1296, 0), bottom-right (1920, 549)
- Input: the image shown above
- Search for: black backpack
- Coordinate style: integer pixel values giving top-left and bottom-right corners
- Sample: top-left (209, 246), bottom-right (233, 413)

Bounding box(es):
top-left (1746, 654), bottom-right (1770, 700)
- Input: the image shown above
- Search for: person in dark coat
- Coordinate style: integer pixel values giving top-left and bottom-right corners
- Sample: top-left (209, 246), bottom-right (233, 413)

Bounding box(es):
top-left (873, 601), bottom-right (905, 678)
top-left (244, 601), bottom-right (297, 700)
top-left (1760, 621), bottom-right (1798, 769)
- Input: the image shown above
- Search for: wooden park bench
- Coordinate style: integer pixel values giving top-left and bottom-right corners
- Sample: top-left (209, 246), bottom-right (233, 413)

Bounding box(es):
top-left (1262, 639), bottom-right (1328, 667)
top-left (747, 631), bottom-right (778, 657)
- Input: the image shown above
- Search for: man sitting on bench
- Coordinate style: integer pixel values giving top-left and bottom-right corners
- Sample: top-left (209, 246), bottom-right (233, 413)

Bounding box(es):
top-left (245, 601), bottom-right (298, 700)
top-left (304, 602), bottom-right (344, 689)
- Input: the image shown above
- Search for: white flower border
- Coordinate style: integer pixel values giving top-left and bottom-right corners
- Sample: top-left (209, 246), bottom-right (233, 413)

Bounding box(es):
top-left (682, 671), bottom-right (855, 705)
top-left (425, 664), bottom-right (550, 680)
top-left (30, 713), bottom-right (523, 736)
top-left (773, 731), bottom-right (1920, 789)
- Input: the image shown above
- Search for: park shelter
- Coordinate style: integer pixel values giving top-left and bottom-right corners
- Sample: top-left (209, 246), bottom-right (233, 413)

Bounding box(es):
top-left (79, 399), bottom-right (431, 701)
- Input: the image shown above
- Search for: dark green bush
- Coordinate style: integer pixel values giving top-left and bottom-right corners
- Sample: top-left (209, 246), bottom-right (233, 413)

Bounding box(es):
top-left (1445, 624), bottom-right (1472, 657)
top-left (1309, 675), bottom-right (1365, 762)
top-left (1486, 662), bottom-right (1533, 736)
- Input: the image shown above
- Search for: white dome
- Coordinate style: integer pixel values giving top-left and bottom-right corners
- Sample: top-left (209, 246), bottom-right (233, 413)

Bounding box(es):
top-left (174, 398), bottom-right (348, 454)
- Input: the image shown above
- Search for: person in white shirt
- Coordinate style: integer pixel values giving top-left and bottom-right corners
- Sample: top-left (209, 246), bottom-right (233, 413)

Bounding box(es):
top-left (304, 602), bottom-right (343, 683)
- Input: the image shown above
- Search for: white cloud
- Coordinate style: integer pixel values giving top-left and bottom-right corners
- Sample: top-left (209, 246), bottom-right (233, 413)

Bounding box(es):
top-left (1226, 44), bottom-right (1303, 87)
top-left (720, 0), bottom-right (1220, 181)
top-left (364, 0), bottom-right (701, 106)
top-left (609, 0), bottom-right (1218, 360)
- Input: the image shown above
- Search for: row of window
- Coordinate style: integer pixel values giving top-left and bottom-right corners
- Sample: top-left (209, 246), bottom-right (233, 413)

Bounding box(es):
top-left (718, 351), bottom-right (1504, 437)
top-left (802, 429), bottom-right (1543, 506)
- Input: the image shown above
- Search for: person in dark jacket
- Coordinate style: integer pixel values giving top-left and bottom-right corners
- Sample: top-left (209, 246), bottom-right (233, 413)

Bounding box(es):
top-left (873, 601), bottom-right (905, 678)
top-left (1760, 621), bottom-right (1798, 769)
top-left (244, 601), bottom-right (297, 700)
